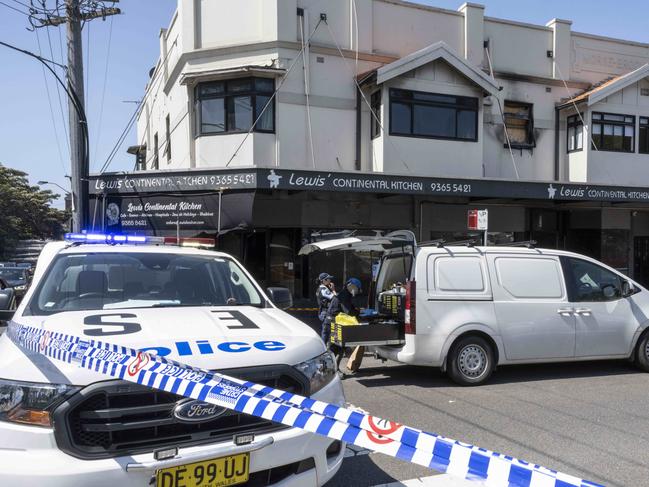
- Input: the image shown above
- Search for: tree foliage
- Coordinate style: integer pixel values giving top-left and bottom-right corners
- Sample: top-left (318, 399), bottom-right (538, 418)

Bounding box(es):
top-left (0, 164), bottom-right (68, 258)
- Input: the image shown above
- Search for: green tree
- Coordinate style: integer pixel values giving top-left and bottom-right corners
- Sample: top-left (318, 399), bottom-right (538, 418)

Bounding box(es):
top-left (0, 164), bottom-right (68, 258)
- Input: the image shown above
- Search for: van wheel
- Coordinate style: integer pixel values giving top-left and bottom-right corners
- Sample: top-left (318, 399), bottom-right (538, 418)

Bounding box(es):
top-left (635, 333), bottom-right (649, 372)
top-left (447, 336), bottom-right (494, 386)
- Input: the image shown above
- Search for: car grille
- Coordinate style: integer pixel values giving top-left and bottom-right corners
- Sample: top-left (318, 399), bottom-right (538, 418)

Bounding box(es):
top-left (53, 365), bottom-right (309, 459)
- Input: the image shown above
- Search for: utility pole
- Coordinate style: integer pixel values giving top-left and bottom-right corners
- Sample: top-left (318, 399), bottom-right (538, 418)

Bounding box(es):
top-left (66, 0), bottom-right (86, 233)
top-left (28, 0), bottom-right (120, 232)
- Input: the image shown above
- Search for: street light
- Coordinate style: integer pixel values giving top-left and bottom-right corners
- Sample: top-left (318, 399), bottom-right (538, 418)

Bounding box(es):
top-left (38, 180), bottom-right (75, 232)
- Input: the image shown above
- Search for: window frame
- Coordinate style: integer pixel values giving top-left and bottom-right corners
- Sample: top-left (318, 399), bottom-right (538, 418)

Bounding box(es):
top-left (388, 88), bottom-right (479, 142)
top-left (591, 111), bottom-right (635, 153)
top-left (640, 117), bottom-right (649, 154)
top-left (503, 100), bottom-right (535, 149)
top-left (194, 77), bottom-right (275, 137)
top-left (566, 114), bottom-right (584, 153)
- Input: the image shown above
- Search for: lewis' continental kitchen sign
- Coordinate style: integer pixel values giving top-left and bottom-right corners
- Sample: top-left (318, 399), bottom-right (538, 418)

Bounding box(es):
top-left (89, 168), bottom-right (649, 203)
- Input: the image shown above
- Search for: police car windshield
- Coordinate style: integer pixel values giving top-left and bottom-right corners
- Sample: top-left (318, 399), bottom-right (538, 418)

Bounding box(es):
top-left (27, 252), bottom-right (264, 315)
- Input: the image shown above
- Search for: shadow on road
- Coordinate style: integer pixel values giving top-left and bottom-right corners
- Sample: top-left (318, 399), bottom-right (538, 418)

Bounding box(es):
top-left (351, 359), bottom-right (641, 389)
top-left (324, 450), bottom-right (399, 487)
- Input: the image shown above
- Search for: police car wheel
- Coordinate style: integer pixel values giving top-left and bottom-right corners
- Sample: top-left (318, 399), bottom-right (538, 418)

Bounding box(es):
top-left (635, 332), bottom-right (649, 372)
top-left (447, 336), bottom-right (494, 386)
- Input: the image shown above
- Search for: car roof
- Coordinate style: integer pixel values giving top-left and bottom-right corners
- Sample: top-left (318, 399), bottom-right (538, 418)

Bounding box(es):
top-left (417, 245), bottom-right (586, 259)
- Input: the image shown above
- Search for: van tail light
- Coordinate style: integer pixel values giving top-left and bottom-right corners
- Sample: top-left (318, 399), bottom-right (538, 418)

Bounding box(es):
top-left (404, 280), bottom-right (416, 334)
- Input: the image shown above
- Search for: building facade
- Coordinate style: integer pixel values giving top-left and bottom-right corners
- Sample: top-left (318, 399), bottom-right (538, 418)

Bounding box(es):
top-left (90, 0), bottom-right (649, 302)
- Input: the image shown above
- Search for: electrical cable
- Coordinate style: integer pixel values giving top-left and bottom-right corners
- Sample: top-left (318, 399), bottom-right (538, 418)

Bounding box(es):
top-left (85, 20), bottom-right (90, 121)
top-left (46, 25), bottom-right (71, 154)
top-left (299, 18), bottom-right (316, 169)
top-left (0, 0), bottom-right (30, 16)
top-left (35, 28), bottom-right (67, 175)
top-left (484, 45), bottom-right (520, 180)
top-left (323, 19), bottom-right (411, 172)
top-left (99, 39), bottom-right (178, 173)
top-left (224, 20), bottom-right (323, 168)
top-left (92, 13), bottom-right (113, 165)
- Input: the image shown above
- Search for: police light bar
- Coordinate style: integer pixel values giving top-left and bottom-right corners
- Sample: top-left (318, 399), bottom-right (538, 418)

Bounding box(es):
top-left (64, 233), bottom-right (215, 248)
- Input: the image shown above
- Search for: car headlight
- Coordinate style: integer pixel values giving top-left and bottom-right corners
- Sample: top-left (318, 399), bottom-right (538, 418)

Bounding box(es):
top-left (0, 379), bottom-right (80, 427)
top-left (294, 351), bottom-right (337, 395)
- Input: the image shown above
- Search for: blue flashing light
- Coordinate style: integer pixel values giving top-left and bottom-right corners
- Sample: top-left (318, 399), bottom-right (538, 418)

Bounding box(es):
top-left (64, 233), bottom-right (148, 244)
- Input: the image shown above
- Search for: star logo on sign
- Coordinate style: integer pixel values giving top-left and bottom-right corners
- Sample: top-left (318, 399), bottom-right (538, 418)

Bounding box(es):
top-left (547, 184), bottom-right (557, 199)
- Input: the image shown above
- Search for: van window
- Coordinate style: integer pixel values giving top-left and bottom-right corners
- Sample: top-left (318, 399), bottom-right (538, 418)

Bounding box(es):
top-left (495, 257), bottom-right (563, 299)
top-left (561, 257), bottom-right (623, 302)
top-left (435, 257), bottom-right (485, 292)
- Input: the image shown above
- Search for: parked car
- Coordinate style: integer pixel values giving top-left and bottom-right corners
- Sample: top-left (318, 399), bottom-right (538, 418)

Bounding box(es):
top-left (0, 267), bottom-right (29, 300)
top-left (302, 234), bottom-right (649, 386)
top-left (0, 234), bottom-right (345, 487)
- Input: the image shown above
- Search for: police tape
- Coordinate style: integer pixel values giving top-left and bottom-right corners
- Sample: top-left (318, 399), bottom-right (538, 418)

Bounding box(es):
top-left (7, 322), bottom-right (602, 487)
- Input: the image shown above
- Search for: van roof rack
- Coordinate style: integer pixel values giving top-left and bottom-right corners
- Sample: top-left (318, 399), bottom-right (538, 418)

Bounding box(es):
top-left (419, 239), bottom-right (480, 248)
top-left (494, 240), bottom-right (537, 248)
top-left (418, 239), bottom-right (446, 248)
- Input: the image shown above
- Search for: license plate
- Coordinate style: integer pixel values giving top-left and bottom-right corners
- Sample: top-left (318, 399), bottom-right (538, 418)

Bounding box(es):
top-left (156, 453), bottom-right (249, 487)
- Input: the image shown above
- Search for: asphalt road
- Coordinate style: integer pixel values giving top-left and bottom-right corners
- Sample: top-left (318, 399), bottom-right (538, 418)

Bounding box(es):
top-left (325, 355), bottom-right (649, 487)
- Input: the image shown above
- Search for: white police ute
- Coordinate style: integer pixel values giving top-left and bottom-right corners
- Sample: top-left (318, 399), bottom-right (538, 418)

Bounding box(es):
top-left (0, 233), bottom-right (345, 487)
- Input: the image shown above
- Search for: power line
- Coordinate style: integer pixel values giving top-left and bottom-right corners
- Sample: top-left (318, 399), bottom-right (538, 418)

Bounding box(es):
top-left (85, 20), bottom-right (90, 122)
top-left (0, 0), bottom-right (30, 16)
top-left (92, 13), bottom-right (113, 165)
top-left (46, 25), bottom-right (71, 154)
top-left (35, 28), bottom-right (67, 175)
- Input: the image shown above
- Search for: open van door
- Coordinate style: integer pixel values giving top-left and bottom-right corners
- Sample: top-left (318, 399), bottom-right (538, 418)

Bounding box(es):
top-left (298, 230), bottom-right (416, 256)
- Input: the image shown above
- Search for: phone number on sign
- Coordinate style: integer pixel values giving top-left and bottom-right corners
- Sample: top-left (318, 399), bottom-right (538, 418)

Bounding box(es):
top-left (430, 183), bottom-right (472, 193)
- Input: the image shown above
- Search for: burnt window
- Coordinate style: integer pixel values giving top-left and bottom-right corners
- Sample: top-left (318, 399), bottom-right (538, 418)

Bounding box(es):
top-left (194, 77), bottom-right (275, 136)
top-left (389, 89), bottom-right (478, 141)
top-left (591, 112), bottom-right (634, 153)
top-left (640, 117), bottom-right (649, 154)
top-left (567, 114), bottom-right (583, 152)
top-left (503, 101), bottom-right (535, 148)
top-left (371, 90), bottom-right (381, 139)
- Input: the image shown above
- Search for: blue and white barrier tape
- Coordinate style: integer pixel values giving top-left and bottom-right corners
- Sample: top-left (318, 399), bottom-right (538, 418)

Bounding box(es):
top-left (6, 322), bottom-right (602, 487)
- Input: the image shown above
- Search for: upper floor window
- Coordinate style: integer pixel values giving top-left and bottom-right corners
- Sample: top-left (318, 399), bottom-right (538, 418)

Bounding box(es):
top-left (165, 114), bottom-right (172, 163)
top-left (503, 101), bottom-right (535, 148)
top-left (194, 77), bottom-right (275, 136)
top-left (371, 90), bottom-right (381, 139)
top-left (567, 114), bottom-right (583, 152)
top-left (152, 133), bottom-right (159, 170)
top-left (591, 112), bottom-right (634, 152)
top-left (640, 117), bottom-right (649, 154)
top-left (389, 89), bottom-right (478, 141)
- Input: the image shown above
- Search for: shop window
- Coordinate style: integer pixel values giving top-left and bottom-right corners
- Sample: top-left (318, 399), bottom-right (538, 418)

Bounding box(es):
top-left (567, 114), bottom-right (583, 152)
top-left (371, 90), bottom-right (381, 139)
top-left (194, 77), bottom-right (275, 136)
top-left (640, 117), bottom-right (649, 154)
top-left (503, 101), bottom-right (535, 148)
top-left (389, 89), bottom-right (478, 141)
top-left (591, 112), bottom-right (634, 152)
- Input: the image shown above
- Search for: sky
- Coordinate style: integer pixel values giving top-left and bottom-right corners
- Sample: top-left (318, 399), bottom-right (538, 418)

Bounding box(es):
top-left (1, 0), bottom-right (649, 208)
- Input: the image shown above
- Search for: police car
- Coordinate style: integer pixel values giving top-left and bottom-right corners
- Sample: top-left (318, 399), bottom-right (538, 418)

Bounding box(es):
top-left (0, 233), bottom-right (345, 487)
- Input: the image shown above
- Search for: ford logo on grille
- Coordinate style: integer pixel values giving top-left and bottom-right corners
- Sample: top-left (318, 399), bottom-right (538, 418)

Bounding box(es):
top-left (173, 399), bottom-right (228, 423)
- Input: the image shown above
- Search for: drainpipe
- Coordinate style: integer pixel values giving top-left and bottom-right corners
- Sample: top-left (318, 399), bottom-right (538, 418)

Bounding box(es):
top-left (355, 86), bottom-right (362, 171)
top-left (554, 106), bottom-right (561, 181)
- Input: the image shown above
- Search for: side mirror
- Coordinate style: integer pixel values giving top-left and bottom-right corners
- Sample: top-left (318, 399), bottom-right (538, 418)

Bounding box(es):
top-left (266, 287), bottom-right (293, 310)
top-left (0, 289), bottom-right (15, 311)
top-left (622, 280), bottom-right (634, 298)
top-left (0, 310), bottom-right (14, 322)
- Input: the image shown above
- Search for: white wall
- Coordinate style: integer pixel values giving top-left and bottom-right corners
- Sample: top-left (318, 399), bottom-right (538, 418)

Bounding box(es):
top-left (130, 0), bottom-right (649, 188)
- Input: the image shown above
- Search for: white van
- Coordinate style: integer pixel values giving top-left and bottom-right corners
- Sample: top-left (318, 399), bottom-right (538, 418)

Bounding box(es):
top-left (302, 236), bottom-right (649, 385)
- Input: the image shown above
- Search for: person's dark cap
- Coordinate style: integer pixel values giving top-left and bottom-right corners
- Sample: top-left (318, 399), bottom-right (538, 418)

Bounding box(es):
top-left (318, 272), bottom-right (334, 281)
